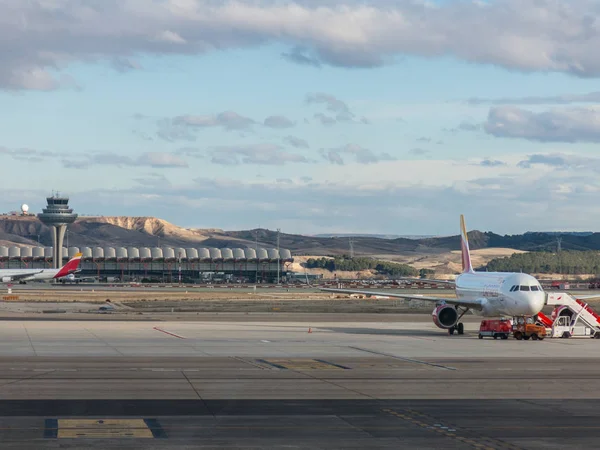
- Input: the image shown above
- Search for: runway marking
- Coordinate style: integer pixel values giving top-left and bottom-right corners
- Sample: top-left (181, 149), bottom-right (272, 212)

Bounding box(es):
top-left (348, 346), bottom-right (456, 371)
top-left (382, 408), bottom-right (523, 450)
top-left (153, 327), bottom-right (185, 339)
top-left (257, 359), bottom-right (350, 370)
top-left (45, 418), bottom-right (165, 439)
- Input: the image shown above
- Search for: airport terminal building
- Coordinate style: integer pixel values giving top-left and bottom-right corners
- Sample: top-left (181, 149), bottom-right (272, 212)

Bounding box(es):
top-left (0, 246), bottom-right (294, 283)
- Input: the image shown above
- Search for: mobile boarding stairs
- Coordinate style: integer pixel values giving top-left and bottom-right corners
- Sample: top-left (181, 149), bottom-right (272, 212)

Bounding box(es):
top-left (536, 292), bottom-right (600, 339)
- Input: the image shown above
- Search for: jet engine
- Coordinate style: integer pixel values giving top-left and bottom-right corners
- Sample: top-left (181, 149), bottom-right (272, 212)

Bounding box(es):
top-left (431, 304), bottom-right (459, 329)
top-left (1, 277), bottom-right (12, 283)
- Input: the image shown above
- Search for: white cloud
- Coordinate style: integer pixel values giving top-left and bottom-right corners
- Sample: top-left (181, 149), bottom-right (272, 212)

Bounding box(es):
top-left (264, 115), bottom-right (295, 129)
top-left (186, 143), bottom-right (310, 166)
top-left (5, 0), bottom-right (600, 90)
top-left (484, 106), bottom-right (600, 142)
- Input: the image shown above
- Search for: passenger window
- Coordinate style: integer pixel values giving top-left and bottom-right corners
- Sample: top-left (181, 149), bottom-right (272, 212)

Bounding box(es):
top-left (519, 285), bottom-right (530, 291)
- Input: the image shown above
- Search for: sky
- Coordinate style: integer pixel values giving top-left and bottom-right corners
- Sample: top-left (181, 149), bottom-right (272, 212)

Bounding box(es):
top-left (3, 0), bottom-right (600, 236)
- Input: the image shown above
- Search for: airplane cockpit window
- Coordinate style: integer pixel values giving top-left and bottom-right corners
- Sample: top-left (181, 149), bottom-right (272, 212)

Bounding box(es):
top-left (530, 286), bottom-right (539, 291)
top-left (519, 285), bottom-right (530, 291)
top-left (510, 285), bottom-right (518, 291)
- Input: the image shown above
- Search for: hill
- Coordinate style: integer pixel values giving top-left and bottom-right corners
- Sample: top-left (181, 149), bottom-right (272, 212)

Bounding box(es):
top-left (0, 215), bottom-right (599, 261)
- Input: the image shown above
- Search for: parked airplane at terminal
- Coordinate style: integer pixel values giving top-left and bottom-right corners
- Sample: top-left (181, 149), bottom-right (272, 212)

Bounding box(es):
top-left (0, 252), bottom-right (82, 284)
top-left (320, 215), bottom-right (547, 335)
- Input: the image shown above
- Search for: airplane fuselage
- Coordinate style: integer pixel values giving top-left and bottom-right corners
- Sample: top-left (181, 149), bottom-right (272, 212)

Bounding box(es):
top-left (0, 269), bottom-right (61, 282)
top-left (455, 271), bottom-right (546, 317)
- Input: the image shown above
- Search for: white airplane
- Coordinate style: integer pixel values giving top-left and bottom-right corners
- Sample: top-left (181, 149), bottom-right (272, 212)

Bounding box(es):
top-left (0, 252), bottom-right (83, 284)
top-left (320, 215), bottom-right (547, 335)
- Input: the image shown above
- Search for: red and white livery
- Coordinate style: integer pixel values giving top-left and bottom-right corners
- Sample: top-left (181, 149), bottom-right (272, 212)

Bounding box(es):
top-left (321, 216), bottom-right (546, 335)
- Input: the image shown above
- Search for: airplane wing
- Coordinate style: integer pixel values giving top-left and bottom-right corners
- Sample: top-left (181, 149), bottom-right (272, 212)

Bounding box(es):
top-left (4, 271), bottom-right (43, 282)
top-left (396, 277), bottom-right (456, 286)
top-left (320, 288), bottom-right (483, 310)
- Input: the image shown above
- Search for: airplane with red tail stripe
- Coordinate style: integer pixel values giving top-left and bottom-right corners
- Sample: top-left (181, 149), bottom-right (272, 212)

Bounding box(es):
top-left (0, 252), bottom-right (83, 284)
top-left (320, 215), bottom-right (548, 335)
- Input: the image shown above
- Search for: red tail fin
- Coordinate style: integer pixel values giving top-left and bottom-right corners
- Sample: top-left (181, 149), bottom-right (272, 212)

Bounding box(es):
top-left (54, 253), bottom-right (82, 279)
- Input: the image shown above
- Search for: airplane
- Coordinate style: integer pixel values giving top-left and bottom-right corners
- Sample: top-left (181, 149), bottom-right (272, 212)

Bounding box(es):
top-left (320, 215), bottom-right (548, 335)
top-left (0, 252), bottom-right (83, 284)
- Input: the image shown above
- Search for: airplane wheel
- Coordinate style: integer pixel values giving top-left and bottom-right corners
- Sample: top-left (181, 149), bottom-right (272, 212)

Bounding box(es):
top-left (478, 334), bottom-right (483, 339)
top-left (457, 323), bottom-right (464, 335)
top-left (448, 328), bottom-right (455, 335)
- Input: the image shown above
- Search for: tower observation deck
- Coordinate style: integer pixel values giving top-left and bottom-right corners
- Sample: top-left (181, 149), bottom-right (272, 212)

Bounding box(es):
top-left (37, 194), bottom-right (78, 269)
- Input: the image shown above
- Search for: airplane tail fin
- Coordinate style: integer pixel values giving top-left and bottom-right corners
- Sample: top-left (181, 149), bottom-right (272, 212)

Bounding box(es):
top-left (54, 252), bottom-right (83, 279)
top-left (460, 215), bottom-right (474, 273)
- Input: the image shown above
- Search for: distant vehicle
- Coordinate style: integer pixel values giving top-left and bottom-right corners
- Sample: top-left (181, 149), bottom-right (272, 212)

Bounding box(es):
top-left (320, 215), bottom-right (547, 336)
top-left (60, 273), bottom-right (96, 284)
top-left (478, 319), bottom-right (511, 340)
top-left (512, 317), bottom-right (546, 340)
top-left (0, 253), bottom-right (82, 284)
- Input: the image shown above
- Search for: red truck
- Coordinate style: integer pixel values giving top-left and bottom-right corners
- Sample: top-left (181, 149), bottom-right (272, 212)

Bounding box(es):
top-left (478, 319), bottom-right (512, 340)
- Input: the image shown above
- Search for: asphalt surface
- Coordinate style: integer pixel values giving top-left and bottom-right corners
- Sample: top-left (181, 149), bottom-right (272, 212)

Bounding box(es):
top-left (1, 316), bottom-right (600, 448)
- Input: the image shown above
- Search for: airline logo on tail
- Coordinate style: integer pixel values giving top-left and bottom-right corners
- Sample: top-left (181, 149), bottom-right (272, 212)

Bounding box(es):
top-left (54, 253), bottom-right (83, 279)
top-left (460, 215), bottom-right (474, 273)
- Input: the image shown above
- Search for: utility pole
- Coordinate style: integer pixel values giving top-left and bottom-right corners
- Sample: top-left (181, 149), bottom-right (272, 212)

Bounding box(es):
top-left (178, 251), bottom-right (182, 285)
top-left (557, 237), bottom-right (562, 275)
top-left (349, 237), bottom-right (355, 259)
top-left (276, 228), bottom-right (280, 284)
top-left (255, 229), bottom-right (259, 284)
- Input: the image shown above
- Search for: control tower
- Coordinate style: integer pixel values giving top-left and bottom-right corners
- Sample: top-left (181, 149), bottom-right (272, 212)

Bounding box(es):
top-left (37, 194), bottom-right (78, 268)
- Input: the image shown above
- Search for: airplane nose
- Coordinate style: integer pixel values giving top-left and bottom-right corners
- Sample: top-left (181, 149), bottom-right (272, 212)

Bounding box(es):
top-left (529, 294), bottom-right (545, 315)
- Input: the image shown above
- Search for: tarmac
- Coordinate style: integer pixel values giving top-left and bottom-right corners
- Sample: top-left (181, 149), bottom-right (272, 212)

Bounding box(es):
top-left (0, 314), bottom-right (599, 448)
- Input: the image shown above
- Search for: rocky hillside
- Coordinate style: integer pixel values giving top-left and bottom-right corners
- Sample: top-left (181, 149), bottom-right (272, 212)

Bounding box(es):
top-left (0, 215), bottom-right (597, 256)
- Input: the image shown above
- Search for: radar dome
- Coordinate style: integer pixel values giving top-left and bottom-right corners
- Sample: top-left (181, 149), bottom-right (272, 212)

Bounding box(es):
top-left (21, 204), bottom-right (29, 213)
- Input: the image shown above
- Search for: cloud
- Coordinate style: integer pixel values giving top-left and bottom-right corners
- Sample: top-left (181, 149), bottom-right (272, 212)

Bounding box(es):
top-left (281, 46), bottom-right (321, 68)
top-left (479, 158), bottom-right (506, 167)
top-left (61, 151), bottom-right (188, 169)
top-left (48, 163), bottom-right (600, 236)
top-left (409, 148), bottom-right (430, 156)
top-left (157, 111), bottom-right (255, 141)
top-left (264, 115), bottom-right (295, 129)
top-left (306, 92), bottom-right (368, 125)
top-left (484, 106), bottom-right (600, 143)
top-left (313, 113), bottom-right (337, 127)
top-left (283, 136), bottom-right (309, 148)
top-left (468, 92), bottom-right (600, 105)
top-left (189, 144), bottom-right (309, 166)
top-left (319, 144), bottom-right (396, 165)
top-left (0, 147), bottom-right (65, 162)
top-left (7, 1), bottom-right (600, 90)
top-left (517, 153), bottom-right (600, 171)
top-left (458, 122), bottom-right (481, 132)
top-left (174, 111), bottom-right (255, 130)
top-left (111, 57), bottom-right (142, 73)
top-left (416, 137), bottom-right (431, 143)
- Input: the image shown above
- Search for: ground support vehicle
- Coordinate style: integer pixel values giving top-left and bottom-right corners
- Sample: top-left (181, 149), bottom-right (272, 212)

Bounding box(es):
top-left (478, 319), bottom-right (511, 340)
top-left (512, 318), bottom-right (546, 341)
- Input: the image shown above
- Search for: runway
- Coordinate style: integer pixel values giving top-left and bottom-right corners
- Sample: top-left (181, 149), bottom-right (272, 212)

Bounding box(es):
top-left (1, 316), bottom-right (600, 448)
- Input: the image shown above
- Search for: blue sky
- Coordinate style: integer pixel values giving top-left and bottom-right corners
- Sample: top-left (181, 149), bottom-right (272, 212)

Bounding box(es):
top-left (3, 0), bottom-right (600, 235)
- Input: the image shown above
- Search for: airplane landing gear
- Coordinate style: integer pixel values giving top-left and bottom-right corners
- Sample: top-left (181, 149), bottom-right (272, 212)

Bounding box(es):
top-left (448, 306), bottom-right (468, 335)
top-left (448, 322), bottom-right (465, 335)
